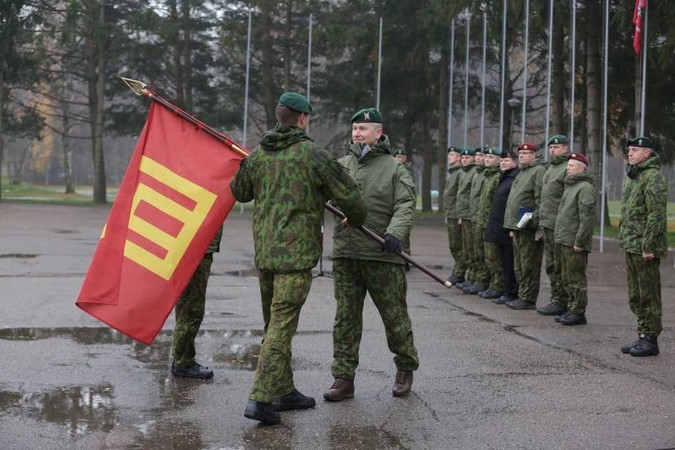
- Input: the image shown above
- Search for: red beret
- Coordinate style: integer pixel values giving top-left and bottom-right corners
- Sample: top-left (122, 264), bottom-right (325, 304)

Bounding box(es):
top-left (517, 142), bottom-right (537, 152)
top-left (568, 152), bottom-right (589, 166)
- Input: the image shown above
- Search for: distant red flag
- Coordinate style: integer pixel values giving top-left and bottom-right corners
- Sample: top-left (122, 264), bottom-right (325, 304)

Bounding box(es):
top-left (633, 0), bottom-right (647, 54)
top-left (76, 102), bottom-right (244, 345)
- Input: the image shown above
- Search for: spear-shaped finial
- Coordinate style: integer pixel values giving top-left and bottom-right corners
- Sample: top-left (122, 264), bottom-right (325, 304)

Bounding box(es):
top-left (121, 77), bottom-right (150, 97)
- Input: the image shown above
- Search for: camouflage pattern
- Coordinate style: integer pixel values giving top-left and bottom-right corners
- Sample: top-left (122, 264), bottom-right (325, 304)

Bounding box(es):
top-left (469, 165), bottom-right (486, 219)
top-left (539, 152), bottom-right (570, 230)
top-left (475, 166), bottom-right (500, 230)
top-left (625, 253), bottom-right (663, 337)
top-left (230, 124), bottom-right (367, 272)
top-left (207, 226), bottom-right (223, 253)
top-left (543, 228), bottom-right (567, 307)
top-left (559, 245), bottom-right (589, 314)
top-left (619, 154), bottom-right (669, 258)
top-left (173, 253), bottom-right (213, 368)
top-left (443, 165), bottom-right (462, 219)
top-left (472, 223), bottom-right (489, 286)
top-left (461, 220), bottom-right (475, 281)
top-left (504, 156), bottom-right (546, 231)
top-left (446, 219), bottom-right (466, 277)
top-left (249, 271), bottom-right (313, 402)
top-left (484, 242), bottom-right (505, 293)
top-left (331, 259), bottom-right (419, 380)
top-left (512, 231), bottom-right (544, 303)
top-left (456, 163), bottom-right (477, 220)
top-left (332, 136), bottom-right (416, 265)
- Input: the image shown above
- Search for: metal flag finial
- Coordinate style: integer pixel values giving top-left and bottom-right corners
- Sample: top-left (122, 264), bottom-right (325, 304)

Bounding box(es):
top-left (121, 77), bottom-right (149, 97)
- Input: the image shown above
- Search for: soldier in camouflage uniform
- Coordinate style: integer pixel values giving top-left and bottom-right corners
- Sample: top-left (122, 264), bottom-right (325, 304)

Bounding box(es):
top-left (393, 149), bottom-right (415, 270)
top-left (464, 147), bottom-right (489, 294)
top-left (231, 92), bottom-right (367, 424)
top-left (325, 108), bottom-right (418, 402)
top-left (618, 137), bottom-right (668, 357)
top-left (171, 226), bottom-right (223, 379)
top-left (456, 148), bottom-right (478, 290)
top-left (504, 142), bottom-right (547, 310)
top-left (444, 147), bottom-right (465, 284)
top-left (553, 153), bottom-right (596, 326)
top-left (537, 135), bottom-right (572, 317)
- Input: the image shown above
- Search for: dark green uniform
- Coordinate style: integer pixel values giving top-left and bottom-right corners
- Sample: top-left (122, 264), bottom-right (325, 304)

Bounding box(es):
top-left (331, 136), bottom-right (418, 381)
top-left (476, 165), bottom-right (501, 292)
top-left (504, 156), bottom-right (546, 304)
top-left (469, 164), bottom-right (488, 287)
top-left (401, 161), bottom-right (415, 256)
top-left (554, 171), bottom-right (595, 315)
top-left (443, 160), bottom-right (465, 279)
top-left (231, 124), bottom-right (367, 403)
top-left (457, 162), bottom-right (477, 281)
top-left (619, 154), bottom-right (668, 337)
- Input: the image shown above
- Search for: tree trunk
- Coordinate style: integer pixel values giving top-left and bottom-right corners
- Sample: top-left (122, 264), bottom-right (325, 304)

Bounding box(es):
top-left (437, 32), bottom-right (449, 213)
top-left (182, 0), bottom-right (192, 111)
top-left (421, 111), bottom-right (433, 212)
top-left (169, 0), bottom-right (184, 107)
top-left (585, 0), bottom-right (603, 219)
top-left (260, 0), bottom-right (276, 129)
top-left (62, 88), bottom-right (75, 194)
top-left (551, 12), bottom-right (565, 135)
top-left (283, 0), bottom-right (292, 91)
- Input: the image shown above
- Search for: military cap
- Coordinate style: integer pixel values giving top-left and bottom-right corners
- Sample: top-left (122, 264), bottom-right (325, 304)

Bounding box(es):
top-left (460, 148), bottom-right (476, 156)
top-left (278, 92), bottom-right (312, 114)
top-left (547, 134), bottom-right (569, 146)
top-left (393, 149), bottom-right (407, 156)
top-left (475, 146), bottom-right (486, 154)
top-left (568, 152), bottom-right (589, 166)
top-left (447, 146), bottom-right (462, 154)
top-left (503, 148), bottom-right (518, 159)
top-left (351, 108), bottom-right (383, 124)
top-left (484, 147), bottom-right (502, 156)
top-left (517, 142), bottom-right (537, 152)
top-left (627, 136), bottom-right (655, 149)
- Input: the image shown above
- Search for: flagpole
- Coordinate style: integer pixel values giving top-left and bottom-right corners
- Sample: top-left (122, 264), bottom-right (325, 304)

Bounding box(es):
top-left (306, 13), bottom-right (313, 134)
top-left (570, 0), bottom-right (576, 146)
top-left (376, 17), bottom-right (383, 110)
top-left (241, 9), bottom-right (253, 214)
top-left (600, 0), bottom-right (609, 253)
top-left (464, 11), bottom-right (470, 149)
top-left (521, 0), bottom-right (530, 143)
top-left (544, 0), bottom-right (554, 162)
top-left (640, 2), bottom-right (648, 135)
top-left (480, 9), bottom-right (487, 148)
top-left (447, 20), bottom-right (455, 163)
top-left (499, 0), bottom-right (507, 150)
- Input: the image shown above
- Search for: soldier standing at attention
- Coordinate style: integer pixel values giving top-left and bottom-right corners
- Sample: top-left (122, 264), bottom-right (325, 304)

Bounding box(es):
top-left (537, 135), bottom-right (572, 317)
top-left (231, 92), bottom-right (367, 425)
top-left (504, 143), bottom-right (547, 310)
top-left (619, 137), bottom-right (668, 357)
top-left (553, 153), bottom-right (596, 326)
top-left (456, 148), bottom-right (478, 291)
top-left (325, 108), bottom-right (418, 401)
top-left (464, 147), bottom-right (489, 295)
top-left (393, 149), bottom-right (415, 270)
top-left (444, 147), bottom-right (466, 284)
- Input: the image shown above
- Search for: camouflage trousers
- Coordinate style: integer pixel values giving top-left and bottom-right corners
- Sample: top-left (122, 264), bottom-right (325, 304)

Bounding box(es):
top-left (484, 242), bottom-right (505, 294)
top-left (173, 253), bottom-right (213, 368)
top-left (249, 270), bottom-right (313, 403)
top-left (625, 253), bottom-right (663, 337)
top-left (460, 220), bottom-right (475, 280)
top-left (544, 228), bottom-right (568, 307)
top-left (513, 231), bottom-right (544, 303)
top-left (331, 259), bottom-right (419, 380)
top-left (560, 245), bottom-right (588, 315)
top-left (472, 224), bottom-right (489, 286)
top-left (446, 219), bottom-right (466, 278)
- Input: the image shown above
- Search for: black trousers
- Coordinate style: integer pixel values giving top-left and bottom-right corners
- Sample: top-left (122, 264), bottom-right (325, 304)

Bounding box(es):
top-left (500, 243), bottom-right (519, 299)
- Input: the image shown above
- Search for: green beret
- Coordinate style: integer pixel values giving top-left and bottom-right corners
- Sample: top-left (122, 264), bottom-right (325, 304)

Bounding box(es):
top-left (447, 146), bottom-right (462, 154)
top-left (460, 148), bottom-right (476, 156)
top-left (278, 92), bottom-right (312, 114)
top-left (484, 147), bottom-right (502, 156)
top-left (627, 136), bottom-right (655, 149)
top-left (475, 147), bottom-right (485, 154)
top-left (547, 134), bottom-right (569, 146)
top-left (351, 108), bottom-right (383, 124)
top-left (393, 149), bottom-right (406, 156)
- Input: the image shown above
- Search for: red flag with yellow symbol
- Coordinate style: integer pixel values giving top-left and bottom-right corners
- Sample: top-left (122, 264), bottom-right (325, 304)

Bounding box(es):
top-left (76, 102), bottom-right (244, 345)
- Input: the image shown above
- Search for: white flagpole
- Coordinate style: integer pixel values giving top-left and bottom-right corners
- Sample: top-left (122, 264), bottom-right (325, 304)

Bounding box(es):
top-left (499, 0), bottom-right (507, 150)
top-left (600, 0), bottom-right (609, 253)
top-left (480, 9), bottom-right (487, 148)
top-left (520, 0), bottom-right (530, 143)
top-left (448, 20), bottom-right (456, 156)
top-left (464, 11), bottom-right (470, 149)
top-left (376, 17), bottom-right (383, 110)
top-left (640, 2), bottom-right (648, 135)
top-left (240, 9), bottom-right (252, 215)
top-left (306, 13), bottom-right (313, 133)
top-left (570, 0), bottom-right (576, 146)
top-left (544, 0), bottom-right (554, 162)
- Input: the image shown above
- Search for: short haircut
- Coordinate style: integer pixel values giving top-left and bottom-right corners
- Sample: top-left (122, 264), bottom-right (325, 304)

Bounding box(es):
top-left (276, 105), bottom-right (302, 127)
top-left (353, 122), bottom-right (383, 131)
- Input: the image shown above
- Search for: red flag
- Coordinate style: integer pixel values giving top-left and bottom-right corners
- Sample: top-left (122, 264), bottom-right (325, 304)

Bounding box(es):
top-left (633, 0), bottom-right (647, 54)
top-left (76, 102), bottom-right (244, 345)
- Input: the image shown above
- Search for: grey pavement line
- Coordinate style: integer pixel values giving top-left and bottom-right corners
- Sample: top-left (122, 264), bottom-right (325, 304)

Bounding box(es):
top-left (423, 290), bottom-right (675, 392)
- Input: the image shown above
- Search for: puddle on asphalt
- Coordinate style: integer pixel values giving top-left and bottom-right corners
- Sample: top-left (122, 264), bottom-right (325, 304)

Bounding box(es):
top-left (0, 253), bottom-right (38, 259)
top-left (328, 424), bottom-right (405, 449)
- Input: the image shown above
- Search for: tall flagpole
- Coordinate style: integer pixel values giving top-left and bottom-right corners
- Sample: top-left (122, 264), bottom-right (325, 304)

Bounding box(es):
top-left (464, 11), bottom-right (470, 149)
top-left (521, 0), bottom-right (530, 143)
top-left (640, 2), bottom-right (648, 135)
top-left (376, 17), bottom-right (383, 110)
top-left (570, 0), bottom-right (576, 146)
top-left (447, 20), bottom-right (456, 153)
top-left (499, 0), bottom-right (507, 150)
top-left (241, 9), bottom-right (252, 215)
top-left (600, 0), bottom-right (609, 253)
top-left (544, 0), bottom-right (554, 162)
top-left (480, 9), bottom-right (487, 147)
top-left (306, 13), bottom-right (313, 133)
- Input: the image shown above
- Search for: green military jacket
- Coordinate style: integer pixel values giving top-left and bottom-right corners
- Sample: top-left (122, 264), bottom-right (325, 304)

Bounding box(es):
top-left (332, 135), bottom-right (416, 265)
top-left (469, 165), bottom-right (486, 222)
top-left (443, 164), bottom-right (462, 219)
top-left (539, 152), bottom-right (571, 230)
top-left (456, 163), bottom-right (477, 220)
top-left (554, 171), bottom-right (596, 253)
top-left (475, 165), bottom-right (500, 230)
top-left (504, 156), bottom-right (547, 232)
top-left (230, 124), bottom-right (367, 272)
top-left (619, 154), bottom-right (669, 258)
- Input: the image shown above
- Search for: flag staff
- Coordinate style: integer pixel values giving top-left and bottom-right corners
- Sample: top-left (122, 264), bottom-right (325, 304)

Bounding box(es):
top-left (544, 0), bottom-right (554, 162)
top-left (600, 0), bottom-right (609, 253)
top-left (376, 17), bottom-right (383, 110)
top-left (498, 0), bottom-right (507, 151)
top-left (463, 10), bottom-right (471, 149)
top-left (570, 0), bottom-right (577, 146)
top-left (480, 8), bottom-right (487, 147)
top-left (521, 0), bottom-right (530, 143)
top-left (639, 2), bottom-right (648, 135)
top-left (447, 20), bottom-right (455, 153)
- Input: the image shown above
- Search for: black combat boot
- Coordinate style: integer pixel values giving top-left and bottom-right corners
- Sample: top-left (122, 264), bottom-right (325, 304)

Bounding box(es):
top-left (629, 335), bottom-right (660, 357)
top-left (554, 312), bottom-right (570, 323)
top-left (272, 389), bottom-right (316, 411)
top-left (465, 283), bottom-right (486, 295)
top-left (171, 361), bottom-right (214, 379)
top-left (506, 299), bottom-right (536, 310)
top-left (621, 336), bottom-right (642, 354)
top-left (560, 312), bottom-right (587, 326)
top-left (493, 295), bottom-right (510, 305)
top-left (244, 400), bottom-right (281, 424)
top-left (537, 302), bottom-right (568, 316)
top-left (447, 274), bottom-right (465, 285)
top-left (479, 289), bottom-right (500, 299)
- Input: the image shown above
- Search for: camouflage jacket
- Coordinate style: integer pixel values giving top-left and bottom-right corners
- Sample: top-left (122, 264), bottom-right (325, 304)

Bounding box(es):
top-left (539, 152), bottom-right (570, 230)
top-left (443, 164), bottom-right (463, 219)
top-left (469, 165), bottom-right (486, 221)
top-left (457, 163), bottom-right (477, 220)
top-left (332, 135), bottom-right (416, 264)
top-left (504, 156), bottom-right (546, 232)
top-left (230, 124), bottom-right (367, 272)
top-left (619, 154), bottom-right (668, 258)
top-left (554, 171), bottom-right (596, 253)
top-left (475, 165), bottom-right (500, 230)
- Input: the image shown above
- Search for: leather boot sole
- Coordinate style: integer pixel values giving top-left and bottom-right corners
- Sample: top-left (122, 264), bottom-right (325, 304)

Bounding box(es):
top-left (323, 392), bottom-right (354, 402)
top-left (392, 388), bottom-right (411, 398)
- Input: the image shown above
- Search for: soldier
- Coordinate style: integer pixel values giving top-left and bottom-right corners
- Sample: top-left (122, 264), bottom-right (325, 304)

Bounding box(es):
top-left (486, 149), bottom-right (520, 304)
top-left (324, 108), bottom-right (418, 402)
top-left (456, 148), bottom-right (478, 290)
top-left (170, 228), bottom-right (222, 379)
top-left (231, 92), bottom-right (367, 424)
top-left (553, 153), bottom-right (596, 326)
top-left (618, 137), bottom-right (668, 357)
top-left (475, 148), bottom-right (503, 299)
top-left (464, 147), bottom-right (489, 295)
top-left (537, 135), bottom-right (572, 317)
top-left (392, 149), bottom-right (415, 270)
top-left (504, 142), bottom-right (546, 310)
top-left (444, 147), bottom-right (466, 284)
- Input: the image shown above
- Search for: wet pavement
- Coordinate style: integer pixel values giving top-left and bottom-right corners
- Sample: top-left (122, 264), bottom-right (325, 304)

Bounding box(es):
top-left (1, 203), bottom-right (675, 450)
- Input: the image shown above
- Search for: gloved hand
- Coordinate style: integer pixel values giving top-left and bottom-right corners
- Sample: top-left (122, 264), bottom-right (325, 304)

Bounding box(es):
top-left (382, 234), bottom-right (402, 253)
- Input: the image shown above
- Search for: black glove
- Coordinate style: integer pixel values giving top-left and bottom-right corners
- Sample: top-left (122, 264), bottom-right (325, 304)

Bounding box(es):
top-left (382, 234), bottom-right (402, 253)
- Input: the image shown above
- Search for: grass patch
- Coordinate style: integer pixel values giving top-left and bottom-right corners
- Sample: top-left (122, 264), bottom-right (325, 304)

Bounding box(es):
top-left (1, 181), bottom-right (116, 205)
top-left (595, 224), bottom-right (675, 247)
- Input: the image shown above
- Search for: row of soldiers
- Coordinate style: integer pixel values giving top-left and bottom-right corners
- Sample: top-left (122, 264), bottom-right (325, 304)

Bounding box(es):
top-left (443, 135), bottom-right (668, 357)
